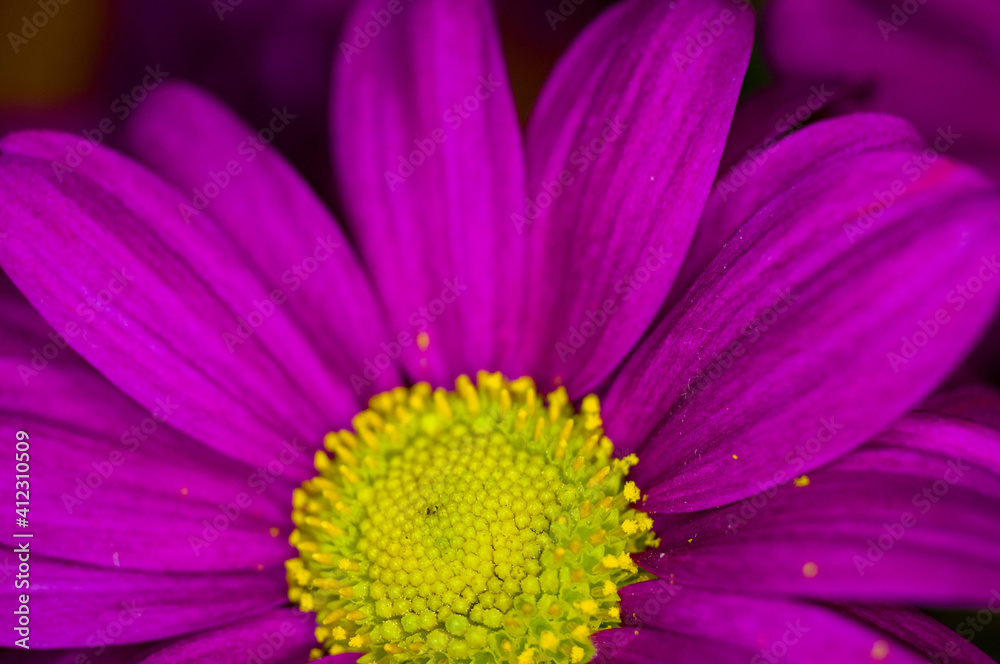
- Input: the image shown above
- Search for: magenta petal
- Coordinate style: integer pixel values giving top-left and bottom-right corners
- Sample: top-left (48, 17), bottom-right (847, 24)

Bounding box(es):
top-left (921, 383), bottom-right (1000, 431)
top-left (619, 583), bottom-right (929, 663)
top-left (0, 292), bottom-right (291, 572)
top-left (0, 557), bottom-right (286, 648)
top-left (136, 608), bottom-right (317, 664)
top-left (0, 131), bottom-right (357, 473)
top-left (604, 125), bottom-right (1000, 512)
top-left (124, 81), bottom-right (400, 399)
top-left (842, 604), bottom-right (996, 664)
top-left (637, 430), bottom-right (1000, 604)
top-left (878, 410), bottom-right (1000, 479)
top-left (591, 627), bottom-right (748, 664)
top-left (332, 0), bottom-right (526, 384)
top-left (672, 113), bottom-right (922, 307)
top-left (519, 0), bottom-right (753, 393)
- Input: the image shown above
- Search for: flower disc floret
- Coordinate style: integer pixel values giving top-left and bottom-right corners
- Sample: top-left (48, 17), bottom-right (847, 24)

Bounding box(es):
top-left (287, 372), bottom-right (657, 663)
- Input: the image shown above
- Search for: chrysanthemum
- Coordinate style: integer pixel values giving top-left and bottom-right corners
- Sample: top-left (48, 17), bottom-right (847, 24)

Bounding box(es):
top-left (3, 0), bottom-right (1000, 662)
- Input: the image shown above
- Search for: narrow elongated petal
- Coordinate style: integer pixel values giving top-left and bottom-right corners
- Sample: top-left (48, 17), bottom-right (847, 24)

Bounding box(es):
top-left (591, 627), bottom-right (750, 664)
top-left (0, 557), bottom-right (286, 648)
top-left (0, 290), bottom-right (292, 572)
top-left (136, 608), bottom-right (317, 664)
top-left (637, 434), bottom-right (1000, 604)
top-left (125, 82), bottom-right (400, 398)
top-left (841, 604), bottom-right (996, 664)
top-left (519, 0), bottom-right (753, 393)
top-left (0, 132), bottom-right (357, 474)
top-left (605, 128), bottom-right (1000, 512)
top-left (332, 0), bottom-right (525, 383)
top-left (671, 113), bottom-right (922, 306)
top-left (619, 584), bottom-right (931, 663)
top-left (921, 383), bottom-right (1000, 431)
top-left (879, 410), bottom-right (1000, 478)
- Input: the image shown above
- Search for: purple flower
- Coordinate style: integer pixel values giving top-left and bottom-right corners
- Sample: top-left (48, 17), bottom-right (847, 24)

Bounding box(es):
top-left (2, 0), bottom-right (1000, 662)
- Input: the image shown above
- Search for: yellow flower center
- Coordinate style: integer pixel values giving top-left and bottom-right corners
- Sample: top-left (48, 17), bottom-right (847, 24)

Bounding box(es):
top-left (286, 372), bottom-right (656, 663)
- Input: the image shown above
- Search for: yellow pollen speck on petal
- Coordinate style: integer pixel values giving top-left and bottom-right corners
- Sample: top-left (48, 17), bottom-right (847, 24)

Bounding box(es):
top-left (285, 373), bottom-right (657, 663)
top-left (732, 454), bottom-right (738, 460)
top-left (802, 562), bottom-right (819, 578)
top-left (416, 331), bottom-right (430, 351)
top-left (794, 475), bottom-right (811, 487)
top-left (871, 639), bottom-right (890, 660)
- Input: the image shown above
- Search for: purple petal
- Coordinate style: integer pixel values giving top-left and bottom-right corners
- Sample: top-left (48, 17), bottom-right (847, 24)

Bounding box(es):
top-left (921, 383), bottom-right (1000, 431)
top-left (0, 557), bottom-right (286, 648)
top-left (591, 627), bottom-right (749, 664)
top-left (0, 131), bottom-right (357, 474)
top-left (136, 608), bottom-right (317, 664)
top-left (124, 81), bottom-right (401, 399)
top-left (637, 429), bottom-right (1000, 604)
top-left (331, 0), bottom-right (526, 384)
top-left (715, 77), bottom-right (871, 177)
top-left (672, 113), bottom-right (922, 308)
top-left (842, 603), bottom-right (996, 664)
top-left (604, 125), bottom-right (1000, 512)
top-left (878, 410), bottom-right (1000, 479)
top-left (0, 291), bottom-right (292, 572)
top-left (519, 0), bottom-right (753, 393)
top-left (620, 583), bottom-right (930, 663)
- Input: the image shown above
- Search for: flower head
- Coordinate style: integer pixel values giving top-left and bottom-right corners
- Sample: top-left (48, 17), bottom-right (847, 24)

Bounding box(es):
top-left (2, 0), bottom-right (1000, 663)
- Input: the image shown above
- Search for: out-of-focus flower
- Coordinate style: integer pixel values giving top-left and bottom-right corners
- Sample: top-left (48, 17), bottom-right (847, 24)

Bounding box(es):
top-left (1, 0), bottom-right (352, 191)
top-left (762, 0), bottom-right (1000, 184)
top-left (2, 0), bottom-right (1000, 662)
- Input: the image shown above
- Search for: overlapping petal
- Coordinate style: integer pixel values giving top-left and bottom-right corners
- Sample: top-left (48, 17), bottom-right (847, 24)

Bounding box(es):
top-left (618, 584), bottom-right (933, 663)
top-left (605, 118), bottom-right (1000, 512)
top-left (842, 604), bottom-right (996, 664)
top-left (0, 289), bottom-right (292, 572)
top-left (519, 0), bottom-right (753, 393)
top-left (332, 0), bottom-right (526, 384)
top-left (0, 557), bottom-right (286, 648)
top-left (637, 424), bottom-right (1000, 604)
top-left (0, 131), bottom-right (358, 474)
top-left (135, 608), bottom-right (318, 664)
top-left (124, 81), bottom-right (400, 399)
